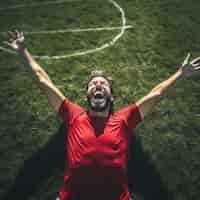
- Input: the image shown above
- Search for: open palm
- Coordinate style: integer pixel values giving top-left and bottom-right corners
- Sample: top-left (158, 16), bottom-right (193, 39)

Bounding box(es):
top-left (181, 53), bottom-right (200, 78)
top-left (4, 30), bottom-right (25, 51)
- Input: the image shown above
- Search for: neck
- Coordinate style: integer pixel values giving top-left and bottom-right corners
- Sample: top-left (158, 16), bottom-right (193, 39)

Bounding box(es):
top-left (88, 108), bottom-right (110, 117)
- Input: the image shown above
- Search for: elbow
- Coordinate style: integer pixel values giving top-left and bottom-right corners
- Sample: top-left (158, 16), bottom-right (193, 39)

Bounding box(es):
top-left (156, 91), bottom-right (162, 97)
top-left (34, 73), bottom-right (47, 85)
top-left (151, 91), bottom-right (163, 99)
top-left (151, 84), bottom-right (164, 97)
top-left (36, 70), bottom-right (47, 83)
top-left (38, 77), bottom-right (46, 84)
top-left (36, 69), bottom-right (44, 78)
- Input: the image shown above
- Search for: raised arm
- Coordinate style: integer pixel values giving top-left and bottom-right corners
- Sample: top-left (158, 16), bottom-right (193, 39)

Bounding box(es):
top-left (136, 54), bottom-right (200, 120)
top-left (4, 30), bottom-right (65, 113)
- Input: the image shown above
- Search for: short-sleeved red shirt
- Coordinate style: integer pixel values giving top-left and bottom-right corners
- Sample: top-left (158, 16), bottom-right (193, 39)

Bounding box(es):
top-left (58, 99), bottom-right (142, 200)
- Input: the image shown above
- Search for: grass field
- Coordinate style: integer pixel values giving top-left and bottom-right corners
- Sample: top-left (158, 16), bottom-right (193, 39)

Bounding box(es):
top-left (0, 0), bottom-right (200, 199)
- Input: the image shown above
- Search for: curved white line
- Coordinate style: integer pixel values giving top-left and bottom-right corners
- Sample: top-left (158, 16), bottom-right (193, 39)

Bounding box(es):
top-left (0, 25), bottom-right (133, 57)
top-left (35, 0), bottom-right (127, 60)
top-left (108, 0), bottom-right (126, 45)
top-left (0, 0), bottom-right (79, 11)
top-left (0, 0), bottom-right (128, 60)
top-left (26, 25), bottom-right (132, 34)
top-left (0, 25), bottom-right (133, 35)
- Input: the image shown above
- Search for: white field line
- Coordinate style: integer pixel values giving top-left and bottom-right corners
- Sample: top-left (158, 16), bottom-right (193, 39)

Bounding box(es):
top-left (0, 25), bottom-right (133, 58)
top-left (0, 0), bottom-right (130, 60)
top-left (108, 0), bottom-right (126, 45)
top-left (0, 0), bottom-right (79, 11)
top-left (26, 25), bottom-right (132, 34)
top-left (0, 25), bottom-right (133, 35)
top-left (34, 0), bottom-right (128, 60)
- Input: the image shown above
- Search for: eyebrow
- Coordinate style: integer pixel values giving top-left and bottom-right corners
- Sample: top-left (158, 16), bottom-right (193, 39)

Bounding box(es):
top-left (89, 79), bottom-right (109, 84)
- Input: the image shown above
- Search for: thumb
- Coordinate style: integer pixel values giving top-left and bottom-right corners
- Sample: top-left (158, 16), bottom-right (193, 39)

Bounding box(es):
top-left (182, 53), bottom-right (191, 66)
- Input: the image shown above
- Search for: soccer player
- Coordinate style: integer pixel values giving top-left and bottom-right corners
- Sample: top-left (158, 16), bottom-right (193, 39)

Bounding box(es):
top-left (4, 31), bottom-right (200, 200)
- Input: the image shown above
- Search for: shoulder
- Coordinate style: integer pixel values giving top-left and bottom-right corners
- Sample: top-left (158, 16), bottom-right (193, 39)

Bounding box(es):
top-left (116, 103), bottom-right (141, 117)
top-left (114, 103), bottom-right (143, 130)
top-left (58, 98), bottom-right (85, 124)
top-left (59, 98), bottom-right (84, 112)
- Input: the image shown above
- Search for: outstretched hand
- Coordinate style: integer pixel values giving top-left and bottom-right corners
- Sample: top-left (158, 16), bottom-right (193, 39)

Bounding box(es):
top-left (3, 30), bottom-right (25, 52)
top-left (180, 53), bottom-right (200, 78)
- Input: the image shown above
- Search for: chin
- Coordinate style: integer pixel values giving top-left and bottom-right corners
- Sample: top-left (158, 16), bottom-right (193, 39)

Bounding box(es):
top-left (91, 106), bottom-right (108, 112)
top-left (89, 97), bottom-right (110, 112)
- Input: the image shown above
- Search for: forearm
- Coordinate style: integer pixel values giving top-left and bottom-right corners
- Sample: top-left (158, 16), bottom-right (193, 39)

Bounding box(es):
top-left (19, 48), bottom-right (52, 83)
top-left (136, 69), bottom-right (184, 119)
top-left (5, 30), bottom-right (66, 113)
top-left (150, 69), bottom-right (183, 96)
top-left (19, 48), bottom-right (65, 112)
top-left (136, 53), bottom-right (200, 119)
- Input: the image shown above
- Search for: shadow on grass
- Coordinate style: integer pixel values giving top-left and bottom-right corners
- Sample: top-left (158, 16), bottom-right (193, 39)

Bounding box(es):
top-left (127, 136), bottom-right (172, 200)
top-left (3, 124), bottom-right (67, 200)
top-left (4, 124), bottom-right (171, 200)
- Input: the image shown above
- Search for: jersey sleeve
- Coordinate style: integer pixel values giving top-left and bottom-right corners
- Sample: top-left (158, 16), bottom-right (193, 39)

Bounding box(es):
top-left (58, 98), bottom-right (84, 126)
top-left (118, 103), bottom-right (142, 131)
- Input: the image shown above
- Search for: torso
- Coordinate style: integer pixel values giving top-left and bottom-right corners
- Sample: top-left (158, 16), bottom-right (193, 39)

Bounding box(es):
top-left (65, 111), bottom-right (131, 200)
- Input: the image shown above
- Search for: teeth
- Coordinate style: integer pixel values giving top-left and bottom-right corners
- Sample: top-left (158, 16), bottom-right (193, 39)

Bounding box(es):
top-left (93, 98), bottom-right (105, 104)
top-left (95, 94), bottom-right (103, 98)
top-left (94, 91), bottom-right (103, 97)
top-left (95, 91), bottom-right (102, 94)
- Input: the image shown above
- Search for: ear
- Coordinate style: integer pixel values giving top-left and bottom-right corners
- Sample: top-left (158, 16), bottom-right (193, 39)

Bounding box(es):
top-left (111, 95), bottom-right (114, 102)
top-left (84, 95), bottom-right (88, 102)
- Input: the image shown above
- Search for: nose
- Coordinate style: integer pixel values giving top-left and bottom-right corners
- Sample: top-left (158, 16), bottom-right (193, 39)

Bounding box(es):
top-left (95, 81), bottom-right (103, 90)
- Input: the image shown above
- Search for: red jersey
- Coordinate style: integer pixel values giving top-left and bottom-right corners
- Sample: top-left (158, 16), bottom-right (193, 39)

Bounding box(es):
top-left (58, 99), bottom-right (142, 200)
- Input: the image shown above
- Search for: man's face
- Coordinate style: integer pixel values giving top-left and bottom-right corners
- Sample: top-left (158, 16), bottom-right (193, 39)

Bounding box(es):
top-left (87, 76), bottom-right (112, 112)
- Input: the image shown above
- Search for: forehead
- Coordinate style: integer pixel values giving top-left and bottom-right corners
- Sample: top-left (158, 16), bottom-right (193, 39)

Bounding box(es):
top-left (89, 76), bottom-right (109, 84)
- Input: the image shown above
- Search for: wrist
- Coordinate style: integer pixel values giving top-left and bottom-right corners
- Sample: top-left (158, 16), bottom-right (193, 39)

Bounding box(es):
top-left (177, 68), bottom-right (185, 80)
top-left (18, 46), bottom-right (26, 55)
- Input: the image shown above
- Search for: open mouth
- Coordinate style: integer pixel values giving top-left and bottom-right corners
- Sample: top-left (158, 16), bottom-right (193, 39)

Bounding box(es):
top-left (93, 91), bottom-right (104, 99)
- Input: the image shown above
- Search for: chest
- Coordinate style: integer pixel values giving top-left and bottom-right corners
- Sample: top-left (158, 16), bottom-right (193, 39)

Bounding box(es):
top-left (66, 114), bottom-right (130, 169)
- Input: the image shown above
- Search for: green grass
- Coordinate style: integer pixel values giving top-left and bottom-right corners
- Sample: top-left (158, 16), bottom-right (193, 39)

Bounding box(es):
top-left (0, 0), bottom-right (200, 199)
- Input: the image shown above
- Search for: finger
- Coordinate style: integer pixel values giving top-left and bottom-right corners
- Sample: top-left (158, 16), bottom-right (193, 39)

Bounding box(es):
top-left (9, 38), bottom-right (14, 42)
top-left (191, 57), bottom-right (200, 65)
top-left (14, 29), bottom-right (20, 38)
top-left (182, 53), bottom-right (191, 66)
top-left (13, 29), bottom-right (19, 36)
top-left (194, 64), bottom-right (200, 69)
top-left (20, 31), bottom-right (24, 39)
top-left (8, 31), bottom-right (16, 38)
top-left (193, 63), bottom-right (200, 67)
top-left (19, 31), bottom-right (23, 38)
top-left (3, 41), bottom-right (13, 47)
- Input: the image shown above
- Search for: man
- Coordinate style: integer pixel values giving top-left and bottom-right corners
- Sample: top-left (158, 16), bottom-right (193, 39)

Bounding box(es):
top-left (4, 31), bottom-right (200, 200)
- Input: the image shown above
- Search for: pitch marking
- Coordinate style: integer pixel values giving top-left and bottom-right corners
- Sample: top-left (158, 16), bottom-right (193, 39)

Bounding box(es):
top-left (0, 26), bottom-right (133, 35)
top-left (0, 0), bottom-right (132, 60)
top-left (0, 0), bottom-right (79, 11)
